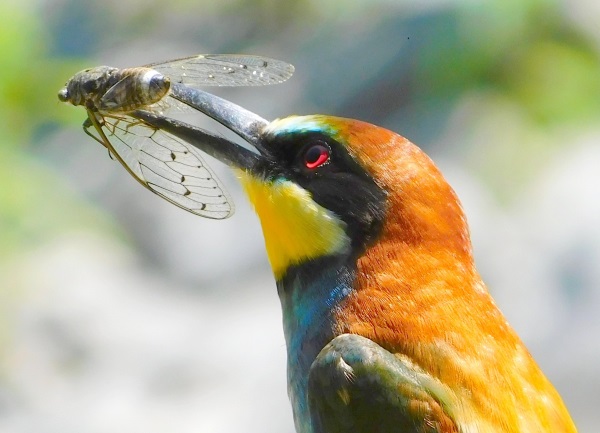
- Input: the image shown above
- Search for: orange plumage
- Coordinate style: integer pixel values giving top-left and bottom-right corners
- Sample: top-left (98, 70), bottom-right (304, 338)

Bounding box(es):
top-left (325, 118), bottom-right (576, 432)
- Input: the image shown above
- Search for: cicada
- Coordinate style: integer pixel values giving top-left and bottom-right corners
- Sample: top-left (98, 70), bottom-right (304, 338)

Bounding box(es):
top-left (58, 54), bottom-right (294, 219)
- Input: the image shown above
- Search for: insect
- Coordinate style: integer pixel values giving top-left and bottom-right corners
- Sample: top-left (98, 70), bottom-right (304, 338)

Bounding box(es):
top-left (58, 54), bottom-right (294, 219)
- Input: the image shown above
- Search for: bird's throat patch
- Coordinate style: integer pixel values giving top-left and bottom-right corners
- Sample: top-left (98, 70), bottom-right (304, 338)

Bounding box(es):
top-left (238, 171), bottom-right (350, 280)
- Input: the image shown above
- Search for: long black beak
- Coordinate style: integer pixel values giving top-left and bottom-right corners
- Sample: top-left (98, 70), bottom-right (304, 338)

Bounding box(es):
top-left (133, 83), bottom-right (269, 172)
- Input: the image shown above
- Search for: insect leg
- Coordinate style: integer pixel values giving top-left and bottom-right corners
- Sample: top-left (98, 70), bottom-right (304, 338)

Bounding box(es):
top-left (83, 116), bottom-right (108, 148)
top-left (86, 109), bottom-right (150, 189)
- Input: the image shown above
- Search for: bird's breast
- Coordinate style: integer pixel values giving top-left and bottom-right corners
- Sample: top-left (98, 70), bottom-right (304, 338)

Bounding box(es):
top-left (277, 260), bottom-right (356, 433)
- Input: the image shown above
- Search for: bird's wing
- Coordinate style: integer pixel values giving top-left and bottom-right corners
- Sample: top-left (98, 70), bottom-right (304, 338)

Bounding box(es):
top-left (308, 334), bottom-right (459, 433)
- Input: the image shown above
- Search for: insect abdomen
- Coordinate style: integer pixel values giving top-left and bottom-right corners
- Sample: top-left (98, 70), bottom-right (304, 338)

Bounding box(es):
top-left (99, 67), bottom-right (171, 113)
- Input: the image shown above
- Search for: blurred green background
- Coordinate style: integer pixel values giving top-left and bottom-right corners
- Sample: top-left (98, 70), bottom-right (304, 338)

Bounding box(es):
top-left (1, 0), bottom-right (599, 432)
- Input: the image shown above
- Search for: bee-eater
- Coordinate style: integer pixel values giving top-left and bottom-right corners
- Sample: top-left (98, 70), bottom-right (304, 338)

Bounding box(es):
top-left (135, 85), bottom-right (577, 433)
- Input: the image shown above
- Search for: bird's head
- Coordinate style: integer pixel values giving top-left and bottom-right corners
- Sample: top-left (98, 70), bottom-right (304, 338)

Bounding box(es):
top-left (136, 88), bottom-right (473, 281)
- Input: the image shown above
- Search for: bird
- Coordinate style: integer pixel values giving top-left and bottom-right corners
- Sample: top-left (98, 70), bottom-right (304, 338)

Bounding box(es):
top-left (135, 88), bottom-right (578, 433)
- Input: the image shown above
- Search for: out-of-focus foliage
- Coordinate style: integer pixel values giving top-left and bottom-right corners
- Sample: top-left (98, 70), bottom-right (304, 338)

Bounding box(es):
top-left (0, 4), bottom-right (120, 374)
top-left (0, 4), bottom-right (84, 141)
top-left (1, 0), bottom-right (599, 432)
top-left (0, 3), bottom-right (118, 262)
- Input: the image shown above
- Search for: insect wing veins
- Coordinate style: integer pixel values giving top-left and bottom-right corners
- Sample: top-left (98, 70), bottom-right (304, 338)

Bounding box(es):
top-left (147, 54), bottom-right (294, 88)
top-left (93, 112), bottom-right (234, 219)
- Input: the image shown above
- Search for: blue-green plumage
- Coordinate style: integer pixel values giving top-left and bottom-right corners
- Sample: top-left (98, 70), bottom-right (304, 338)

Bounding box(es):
top-left (278, 258), bottom-right (355, 433)
top-left (278, 258), bottom-right (458, 433)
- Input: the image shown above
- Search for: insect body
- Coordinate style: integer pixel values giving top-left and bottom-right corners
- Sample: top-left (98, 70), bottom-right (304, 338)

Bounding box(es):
top-left (58, 66), bottom-right (171, 114)
top-left (58, 55), bottom-right (294, 219)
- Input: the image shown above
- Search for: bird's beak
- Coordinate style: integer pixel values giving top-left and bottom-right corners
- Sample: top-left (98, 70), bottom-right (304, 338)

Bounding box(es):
top-left (133, 83), bottom-right (270, 174)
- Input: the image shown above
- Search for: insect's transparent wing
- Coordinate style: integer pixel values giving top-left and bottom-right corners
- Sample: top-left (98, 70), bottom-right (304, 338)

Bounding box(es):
top-left (143, 93), bottom-right (207, 117)
top-left (146, 54), bottom-right (294, 88)
top-left (95, 112), bottom-right (234, 219)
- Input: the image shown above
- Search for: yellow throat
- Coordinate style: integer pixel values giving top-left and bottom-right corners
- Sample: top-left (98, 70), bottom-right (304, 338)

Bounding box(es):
top-left (238, 171), bottom-right (350, 279)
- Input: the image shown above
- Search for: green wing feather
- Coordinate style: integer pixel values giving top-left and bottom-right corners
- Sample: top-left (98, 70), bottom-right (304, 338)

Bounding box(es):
top-left (308, 334), bottom-right (459, 433)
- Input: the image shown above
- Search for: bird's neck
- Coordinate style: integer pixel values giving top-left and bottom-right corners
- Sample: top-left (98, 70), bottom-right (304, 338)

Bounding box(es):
top-left (332, 141), bottom-right (574, 430)
top-left (277, 256), bottom-right (355, 433)
top-left (335, 223), bottom-right (576, 432)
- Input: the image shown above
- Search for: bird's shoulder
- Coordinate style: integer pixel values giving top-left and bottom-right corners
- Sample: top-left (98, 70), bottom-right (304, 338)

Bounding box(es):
top-left (308, 333), bottom-right (459, 433)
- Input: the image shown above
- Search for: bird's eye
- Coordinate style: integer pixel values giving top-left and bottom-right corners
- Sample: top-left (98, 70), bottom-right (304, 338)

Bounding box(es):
top-left (304, 142), bottom-right (330, 169)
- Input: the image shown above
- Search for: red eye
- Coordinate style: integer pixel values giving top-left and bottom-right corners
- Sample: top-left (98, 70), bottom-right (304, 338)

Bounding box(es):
top-left (304, 143), bottom-right (330, 169)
